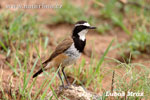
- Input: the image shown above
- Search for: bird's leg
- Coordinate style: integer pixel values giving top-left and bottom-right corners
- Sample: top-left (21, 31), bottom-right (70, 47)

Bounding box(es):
top-left (62, 67), bottom-right (70, 86)
top-left (58, 70), bottom-right (64, 87)
top-left (58, 69), bottom-right (71, 90)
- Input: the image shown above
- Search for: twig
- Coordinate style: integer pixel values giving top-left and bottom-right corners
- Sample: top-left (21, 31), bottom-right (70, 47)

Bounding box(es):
top-left (111, 71), bottom-right (115, 93)
top-left (124, 91), bottom-right (127, 100)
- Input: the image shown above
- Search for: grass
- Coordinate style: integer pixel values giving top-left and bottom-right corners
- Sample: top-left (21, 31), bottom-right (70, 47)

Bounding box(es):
top-left (0, 10), bottom-right (50, 63)
top-left (92, 0), bottom-right (130, 34)
top-left (0, 0), bottom-right (150, 99)
top-left (0, 10), bottom-right (54, 100)
top-left (127, 28), bottom-right (150, 54)
top-left (93, 0), bottom-right (150, 59)
top-left (50, 0), bottom-right (95, 25)
top-left (120, 1), bottom-right (150, 57)
top-left (110, 60), bottom-right (150, 99)
top-left (118, 23), bottom-right (150, 61)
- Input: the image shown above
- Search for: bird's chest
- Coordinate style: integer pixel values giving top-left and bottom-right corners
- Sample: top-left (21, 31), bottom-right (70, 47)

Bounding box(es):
top-left (63, 44), bottom-right (81, 66)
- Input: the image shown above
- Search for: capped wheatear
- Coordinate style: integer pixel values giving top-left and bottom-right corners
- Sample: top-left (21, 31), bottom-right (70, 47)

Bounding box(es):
top-left (33, 20), bottom-right (96, 87)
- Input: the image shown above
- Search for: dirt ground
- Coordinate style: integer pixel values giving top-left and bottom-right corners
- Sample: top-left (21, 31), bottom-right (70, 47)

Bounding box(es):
top-left (0, 0), bottom-right (150, 97)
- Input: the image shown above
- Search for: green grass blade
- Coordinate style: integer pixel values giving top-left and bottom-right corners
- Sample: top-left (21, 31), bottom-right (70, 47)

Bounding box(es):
top-left (49, 85), bottom-right (59, 100)
top-left (33, 78), bottom-right (49, 100)
top-left (0, 40), bottom-right (7, 51)
top-left (40, 67), bottom-right (60, 100)
top-left (22, 58), bottom-right (38, 94)
top-left (86, 39), bottom-right (114, 87)
top-left (6, 62), bottom-right (19, 76)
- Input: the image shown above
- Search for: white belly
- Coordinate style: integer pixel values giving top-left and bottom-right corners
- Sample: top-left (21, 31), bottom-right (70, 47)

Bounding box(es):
top-left (63, 43), bottom-right (81, 66)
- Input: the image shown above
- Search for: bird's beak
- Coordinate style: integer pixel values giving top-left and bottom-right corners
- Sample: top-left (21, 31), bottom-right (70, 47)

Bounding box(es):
top-left (88, 26), bottom-right (96, 29)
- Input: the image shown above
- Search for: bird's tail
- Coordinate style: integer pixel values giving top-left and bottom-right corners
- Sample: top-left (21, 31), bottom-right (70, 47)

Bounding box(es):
top-left (33, 69), bottom-right (43, 78)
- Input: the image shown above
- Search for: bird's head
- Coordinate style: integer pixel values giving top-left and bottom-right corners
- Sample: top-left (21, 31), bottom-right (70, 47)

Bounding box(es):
top-left (72, 21), bottom-right (96, 41)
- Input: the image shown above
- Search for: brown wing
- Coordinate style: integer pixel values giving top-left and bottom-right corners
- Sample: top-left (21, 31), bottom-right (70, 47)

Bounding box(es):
top-left (42, 37), bottom-right (73, 65)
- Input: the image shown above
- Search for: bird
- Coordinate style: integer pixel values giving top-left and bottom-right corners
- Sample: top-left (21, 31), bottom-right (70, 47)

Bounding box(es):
top-left (33, 20), bottom-right (96, 87)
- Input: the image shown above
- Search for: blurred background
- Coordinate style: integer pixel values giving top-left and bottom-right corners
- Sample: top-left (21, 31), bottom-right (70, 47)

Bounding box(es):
top-left (0, 0), bottom-right (150, 99)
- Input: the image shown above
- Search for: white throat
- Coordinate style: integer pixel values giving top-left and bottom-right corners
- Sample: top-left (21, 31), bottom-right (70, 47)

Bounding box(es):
top-left (78, 30), bottom-right (88, 41)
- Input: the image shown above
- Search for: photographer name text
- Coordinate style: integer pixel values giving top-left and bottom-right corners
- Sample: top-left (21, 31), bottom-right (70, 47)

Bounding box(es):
top-left (106, 91), bottom-right (144, 97)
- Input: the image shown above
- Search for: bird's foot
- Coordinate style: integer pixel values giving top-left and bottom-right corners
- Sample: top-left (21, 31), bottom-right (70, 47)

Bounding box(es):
top-left (59, 85), bottom-right (72, 90)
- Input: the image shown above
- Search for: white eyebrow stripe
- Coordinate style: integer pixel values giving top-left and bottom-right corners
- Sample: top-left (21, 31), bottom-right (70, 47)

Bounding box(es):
top-left (75, 23), bottom-right (90, 27)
